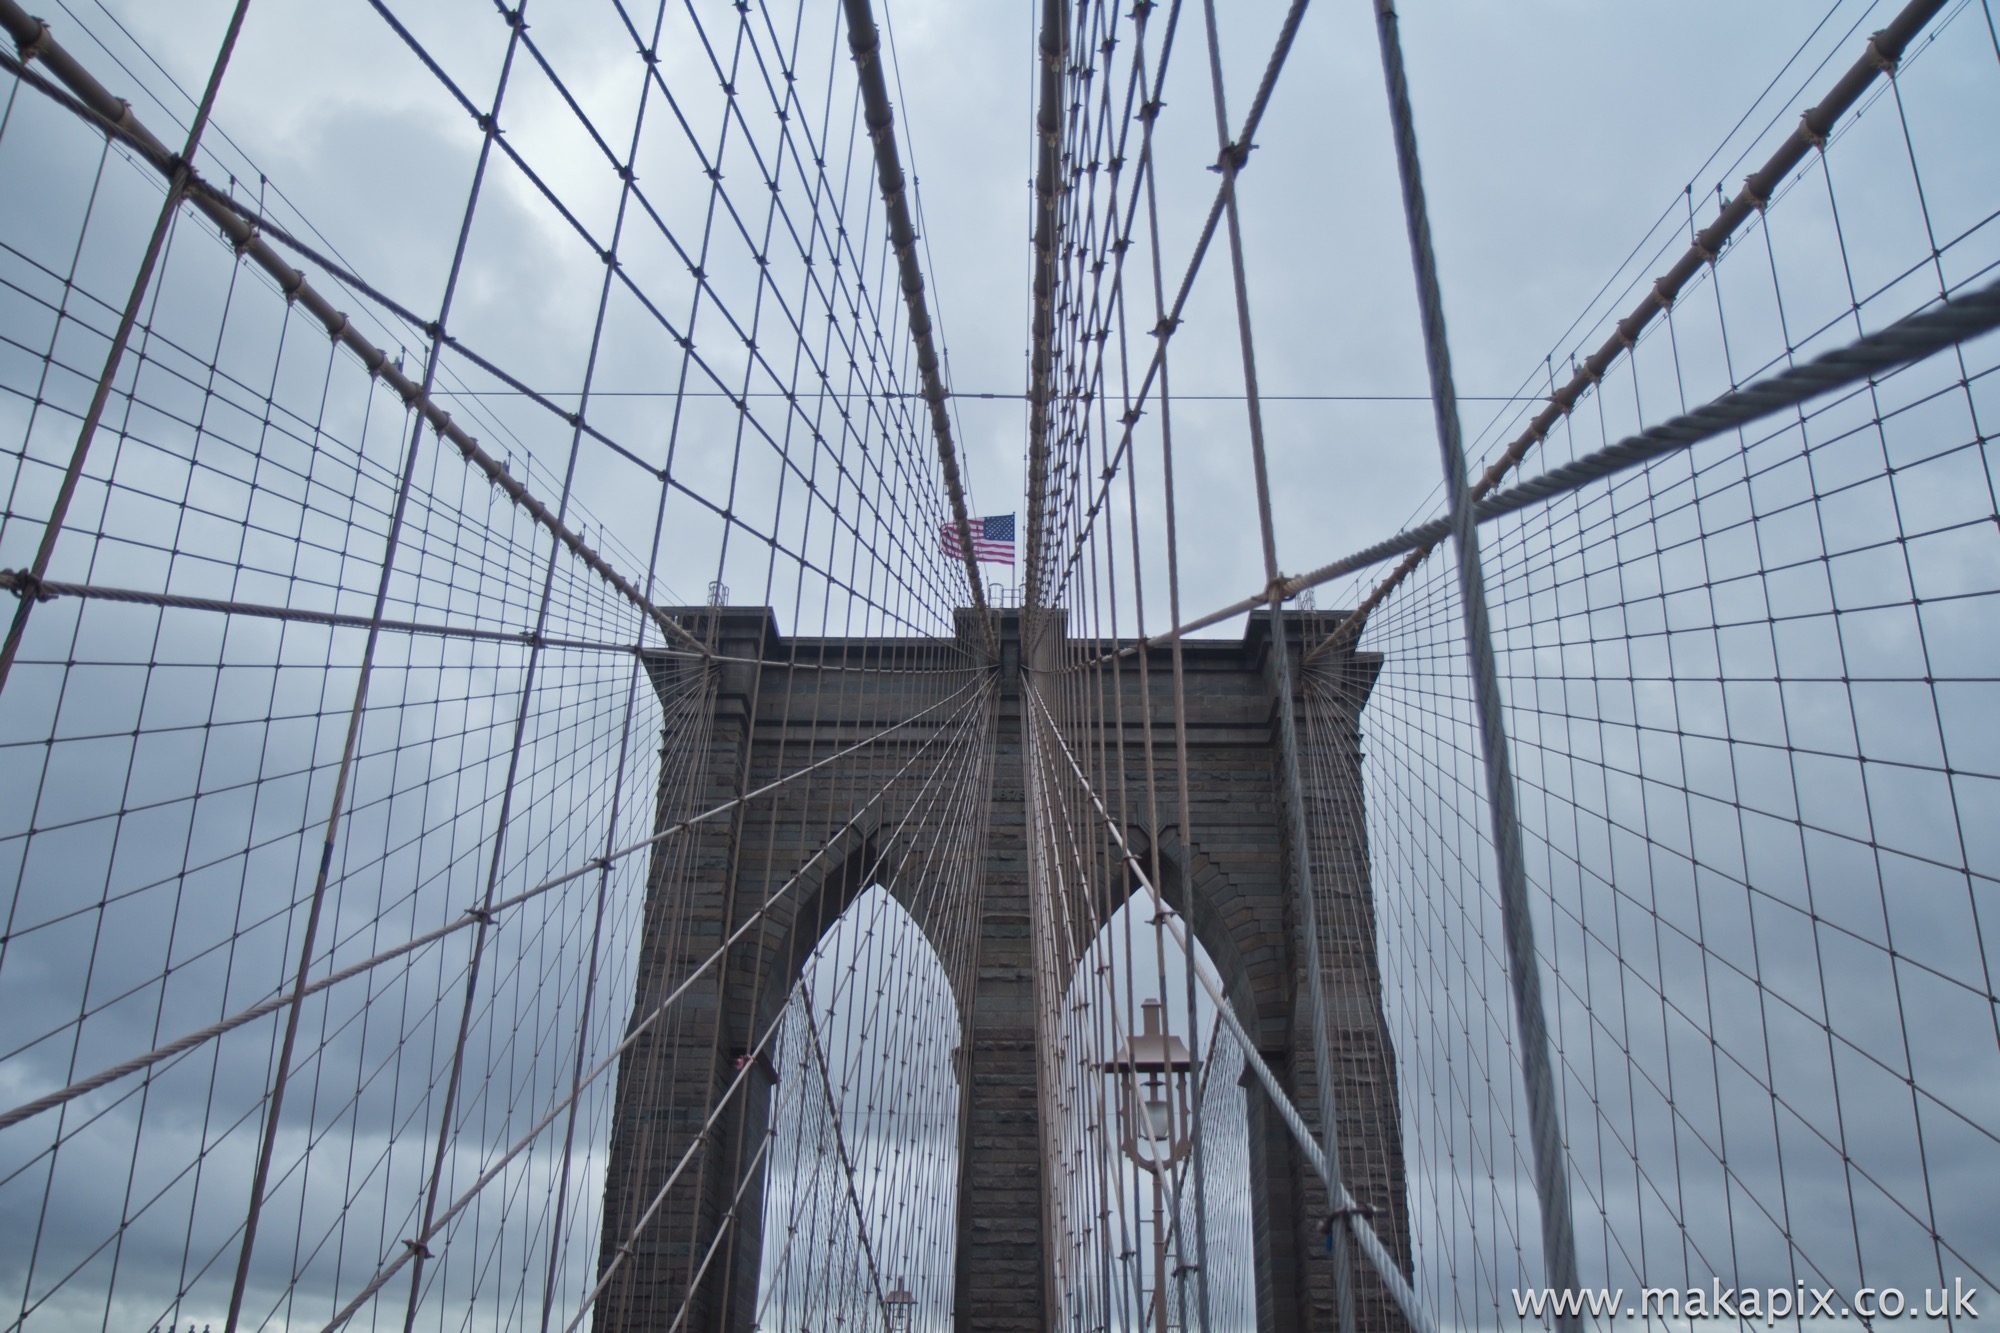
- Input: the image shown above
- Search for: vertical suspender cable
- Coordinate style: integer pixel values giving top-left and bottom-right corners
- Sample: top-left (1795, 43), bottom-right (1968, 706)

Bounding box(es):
top-left (219, 10), bottom-right (527, 1327)
top-left (1370, 2), bottom-right (1582, 1324)
top-left (1191, 1), bottom-right (1359, 1330)
top-left (1132, 4), bottom-right (1214, 1325)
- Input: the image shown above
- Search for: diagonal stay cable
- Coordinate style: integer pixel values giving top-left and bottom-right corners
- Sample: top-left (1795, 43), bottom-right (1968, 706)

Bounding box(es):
top-left (308, 672), bottom-right (993, 1333)
top-left (0, 571), bottom-right (653, 655)
top-left (1193, 0), bottom-right (1360, 1323)
top-left (1299, 0), bottom-right (1949, 665)
top-left (0, 3), bottom-right (713, 662)
top-left (1024, 0), bottom-right (1311, 601)
top-left (1039, 0), bottom-right (1190, 618)
top-left (1371, 0), bottom-right (1577, 1317)
top-left (0, 666), bottom-right (968, 1120)
top-left (797, 985), bottom-right (891, 1313)
top-left (0, 0), bottom-right (250, 697)
top-left (557, 681), bottom-right (996, 1333)
top-left (1021, 677), bottom-right (1437, 1333)
top-left (1039, 0), bottom-right (1316, 605)
top-left (0, 49), bottom-right (956, 646)
top-left (0, 672), bottom-right (987, 1134)
top-left (1018, 678), bottom-right (1208, 1333)
top-left (1087, 273), bottom-right (2000, 667)
top-left (0, 568), bottom-right (967, 677)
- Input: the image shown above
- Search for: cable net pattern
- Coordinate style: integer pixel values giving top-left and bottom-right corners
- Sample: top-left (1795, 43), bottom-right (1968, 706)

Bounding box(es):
top-left (2, 1), bottom-right (1998, 1332)
top-left (0, 2), bottom-right (985, 1332)
top-left (1309, 2), bottom-right (2000, 1324)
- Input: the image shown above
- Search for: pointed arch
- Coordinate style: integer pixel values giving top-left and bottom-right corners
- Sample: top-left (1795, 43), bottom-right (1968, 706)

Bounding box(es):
top-left (764, 824), bottom-right (978, 1028)
top-left (751, 884), bottom-right (962, 1333)
top-left (1059, 821), bottom-right (1289, 1057)
top-left (1047, 893), bottom-right (1259, 1333)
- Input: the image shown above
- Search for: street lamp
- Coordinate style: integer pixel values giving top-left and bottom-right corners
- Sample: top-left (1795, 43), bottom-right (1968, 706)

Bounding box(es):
top-left (1105, 999), bottom-right (1192, 1333)
top-left (883, 1279), bottom-right (916, 1333)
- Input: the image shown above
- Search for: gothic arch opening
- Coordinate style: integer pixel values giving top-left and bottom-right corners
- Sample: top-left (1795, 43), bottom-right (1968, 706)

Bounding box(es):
top-left (1049, 892), bottom-right (1257, 1333)
top-left (752, 884), bottom-right (960, 1333)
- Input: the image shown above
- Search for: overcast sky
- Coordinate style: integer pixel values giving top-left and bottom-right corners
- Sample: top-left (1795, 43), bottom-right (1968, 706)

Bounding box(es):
top-left (17, 0), bottom-right (1906, 632)
top-left (4, 2), bottom-right (1997, 1332)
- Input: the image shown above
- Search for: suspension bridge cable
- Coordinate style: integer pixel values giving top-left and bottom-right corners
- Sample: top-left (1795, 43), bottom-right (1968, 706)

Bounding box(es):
top-left (1193, 0), bottom-right (1361, 1326)
top-left (1022, 678), bottom-right (1437, 1333)
top-left (1304, 0), bottom-right (1952, 667)
top-left (1083, 272), bottom-right (2000, 671)
top-left (1371, 1), bottom-right (1582, 1321)
top-left (843, 0), bottom-right (993, 647)
top-left (7, 1), bottom-right (2000, 1328)
top-left (0, 10), bottom-right (712, 662)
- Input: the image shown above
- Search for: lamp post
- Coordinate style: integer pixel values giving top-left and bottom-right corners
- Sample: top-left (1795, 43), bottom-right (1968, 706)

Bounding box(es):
top-left (1106, 999), bottom-right (1192, 1333)
top-left (883, 1279), bottom-right (916, 1333)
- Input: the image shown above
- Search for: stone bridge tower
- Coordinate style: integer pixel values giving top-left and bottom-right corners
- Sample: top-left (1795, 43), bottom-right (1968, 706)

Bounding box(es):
top-left (594, 607), bottom-right (1409, 1333)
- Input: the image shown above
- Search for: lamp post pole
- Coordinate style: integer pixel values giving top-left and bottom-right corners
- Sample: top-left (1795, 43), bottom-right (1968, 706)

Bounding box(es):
top-left (1107, 1000), bottom-right (1192, 1333)
top-left (1150, 1160), bottom-right (1170, 1333)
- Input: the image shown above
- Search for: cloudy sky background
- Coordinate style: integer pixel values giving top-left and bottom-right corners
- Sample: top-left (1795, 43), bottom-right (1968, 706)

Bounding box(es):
top-left (13, 0), bottom-right (1923, 626)
top-left (2, 0), bottom-right (1997, 1331)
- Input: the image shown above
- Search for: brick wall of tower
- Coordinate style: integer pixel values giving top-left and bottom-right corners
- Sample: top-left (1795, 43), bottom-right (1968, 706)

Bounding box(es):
top-left (954, 618), bottom-right (1046, 1330)
top-left (595, 608), bottom-right (1405, 1333)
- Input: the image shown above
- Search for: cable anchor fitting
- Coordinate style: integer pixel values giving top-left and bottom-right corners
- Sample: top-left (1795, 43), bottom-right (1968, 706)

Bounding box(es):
top-left (401, 1238), bottom-right (434, 1261)
top-left (16, 18), bottom-right (51, 63)
top-left (1797, 111), bottom-right (1827, 153)
top-left (1866, 31), bottom-right (1899, 75)
top-left (3, 569), bottom-right (56, 602)
top-left (1208, 141), bottom-right (1255, 174)
top-left (1322, 1202), bottom-right (1377, 1249)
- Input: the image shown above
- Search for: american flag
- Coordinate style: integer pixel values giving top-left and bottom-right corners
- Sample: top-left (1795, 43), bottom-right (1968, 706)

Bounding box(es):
top-left (941, 513), bottom-right (1015, 566)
